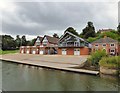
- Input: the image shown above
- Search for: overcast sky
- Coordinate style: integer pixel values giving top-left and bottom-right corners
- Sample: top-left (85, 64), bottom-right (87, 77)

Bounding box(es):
top-left (0, 0), bottom-right (119, 40)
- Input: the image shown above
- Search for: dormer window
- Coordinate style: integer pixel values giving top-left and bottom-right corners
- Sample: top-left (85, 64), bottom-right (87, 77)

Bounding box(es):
top-left (43, 37), bottom-right (48, 46)
top-left (110, 43), bottom-right (115, 47)
top-left (36, 38), bottom-right (40, 46)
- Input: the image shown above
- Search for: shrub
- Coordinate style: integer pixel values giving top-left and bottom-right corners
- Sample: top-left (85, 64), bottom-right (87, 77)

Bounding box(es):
top-left (99, 56), bottom-right (120, 69)
top-left (87, 50), bottom-right (107, 67)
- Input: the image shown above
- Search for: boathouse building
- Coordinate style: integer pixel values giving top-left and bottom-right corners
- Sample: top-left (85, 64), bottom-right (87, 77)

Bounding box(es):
top-left (57, 31), bottom-right (91, 55)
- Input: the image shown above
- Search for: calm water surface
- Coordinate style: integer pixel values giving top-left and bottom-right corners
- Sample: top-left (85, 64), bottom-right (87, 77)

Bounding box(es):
top-left (2, 61), bottom-right (120, 91)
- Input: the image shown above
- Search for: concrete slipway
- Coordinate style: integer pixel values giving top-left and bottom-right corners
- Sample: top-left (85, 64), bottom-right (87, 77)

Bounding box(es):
top-left (0, 54), bottom-right (99, 75)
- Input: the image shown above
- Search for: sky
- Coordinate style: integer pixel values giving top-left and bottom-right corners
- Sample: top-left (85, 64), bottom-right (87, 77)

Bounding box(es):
top-left (0, 0), bottom-right (119, 40)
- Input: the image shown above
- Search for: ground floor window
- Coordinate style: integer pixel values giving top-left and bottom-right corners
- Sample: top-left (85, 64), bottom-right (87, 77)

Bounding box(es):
top-left (110, 49), bottom-right (115, 55)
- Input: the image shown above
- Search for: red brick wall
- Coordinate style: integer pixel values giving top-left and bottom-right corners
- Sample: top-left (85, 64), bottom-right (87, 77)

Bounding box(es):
top-left (118, 44), bottom-right (120, 55)
top-left (92, 43), bottom-right (119, 55)
top-left (80, 47), bottom-right (90, 55)
top-left (67, 48), bottom-right (74, 55)
top-left (57, 48), bottom-right (62, 55)
top-left (57, 47), bottom-right (90, 55)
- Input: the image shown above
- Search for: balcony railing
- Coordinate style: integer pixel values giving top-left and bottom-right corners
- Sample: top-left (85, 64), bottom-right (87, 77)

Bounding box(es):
top-left (58, 44), bottom-right (85, 47)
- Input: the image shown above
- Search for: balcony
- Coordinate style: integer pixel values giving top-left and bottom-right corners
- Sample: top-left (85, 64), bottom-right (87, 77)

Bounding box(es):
top-left (58, 43), bottom-right (85, 47)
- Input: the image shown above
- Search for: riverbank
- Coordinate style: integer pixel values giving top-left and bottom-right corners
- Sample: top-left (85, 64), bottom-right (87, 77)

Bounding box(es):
top-left (0, 50), bottom-right (19, 55)
top-left (0, 54), bottom-right (99, 75)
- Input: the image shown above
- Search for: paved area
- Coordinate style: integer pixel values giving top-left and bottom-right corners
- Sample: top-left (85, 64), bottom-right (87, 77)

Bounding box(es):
top-left (1, 54), bottom-right (88, 67)
top-left (0, 54), bottom-right (99, 75)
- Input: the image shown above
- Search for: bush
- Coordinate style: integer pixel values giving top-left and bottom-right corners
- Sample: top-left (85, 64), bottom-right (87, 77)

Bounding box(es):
top-left (99, 56), bottom-right (120, 69)
top-left (87, 50), bottom-right (107, 67)
top-left (87, 37), bottom-right (97, 43)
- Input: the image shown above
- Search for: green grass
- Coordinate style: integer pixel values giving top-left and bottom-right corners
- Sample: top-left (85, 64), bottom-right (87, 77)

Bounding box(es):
top-left (0, 50), bottom-right (19, 55)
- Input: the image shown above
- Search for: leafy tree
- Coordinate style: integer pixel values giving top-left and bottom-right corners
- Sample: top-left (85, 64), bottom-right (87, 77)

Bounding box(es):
top-left (65, 27), bottom-right (79, 36)
top-left (21, 35), bottom-right (27, 46)
top-left (53, 33), bottom-right (59, 38)
top-left (87, 50), bottom-right (107, 67)
top-left (87, 37), bottom-right (98, 43)
top-left (2, 35), bottom-right (16, 50)
top-left (27, 38), bottom-right (36, 46)
top-left (15, 35), bottom-right (21, 48)
top-left (117, 23), bottom-right (120, 34)
top-left (82, 21), bottom-right (96, 39)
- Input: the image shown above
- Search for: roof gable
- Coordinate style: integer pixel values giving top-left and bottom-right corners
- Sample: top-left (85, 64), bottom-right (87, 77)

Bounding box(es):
top-left (42, 35), bottom-right (59, 44)
top-left (36, 36), bottom-right (42, 42)
top-left (59, 31), bottom-right (87, 43)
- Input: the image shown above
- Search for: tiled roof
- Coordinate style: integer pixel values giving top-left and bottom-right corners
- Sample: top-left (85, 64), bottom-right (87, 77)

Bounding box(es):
top-left (92, 37), bottom-right (118, 43)
top-left (44, 35), bottom-right (59, 44)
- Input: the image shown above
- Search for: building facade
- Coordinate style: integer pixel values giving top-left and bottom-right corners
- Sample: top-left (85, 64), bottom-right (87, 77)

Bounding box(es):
top-left (57, 31), bottom-right (91, 55)
top-left (91, 36), bottom-right (120, 55)
top-left (98, 29), bottom-right (113, 33)
top-left (20, 35), bottom-right (59, 55)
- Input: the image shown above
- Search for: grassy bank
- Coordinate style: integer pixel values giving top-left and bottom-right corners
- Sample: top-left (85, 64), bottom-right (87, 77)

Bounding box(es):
top-left (0, 50), bottom-right (19, 55)
top-left (99, 56), bottom-right (120, 69)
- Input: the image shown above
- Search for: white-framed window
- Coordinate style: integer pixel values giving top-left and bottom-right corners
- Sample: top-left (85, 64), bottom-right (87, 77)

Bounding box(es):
top-left (110, 49), bottom-right (115, 52)
top-left (95, 44), bottom-right (99, 47)
top-left (110, 43), bottom-right (115, 47)
top-left (102, 44), bottom-right (106, 47)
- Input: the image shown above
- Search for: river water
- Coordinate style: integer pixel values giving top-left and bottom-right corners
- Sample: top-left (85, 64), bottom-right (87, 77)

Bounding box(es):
top-left (1, 61), bottom-right (120, 91)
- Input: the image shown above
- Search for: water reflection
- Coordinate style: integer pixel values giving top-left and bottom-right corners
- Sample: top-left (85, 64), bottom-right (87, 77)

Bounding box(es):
top-left (0, 61), bottom-right (2, 90)
top-left (2, 61), bottom-right (120, 91)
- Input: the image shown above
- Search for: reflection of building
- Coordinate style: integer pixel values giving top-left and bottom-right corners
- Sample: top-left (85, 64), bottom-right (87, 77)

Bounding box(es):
top-left (20, 35), bottom-right (59, 55)
top-left (58, 31), bottom-right (91, 55)
top-left (91, 36), bottom-right (120, 55)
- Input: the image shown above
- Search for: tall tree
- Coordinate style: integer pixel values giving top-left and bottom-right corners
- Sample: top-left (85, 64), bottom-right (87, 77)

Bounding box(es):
top-left (82, 21), bottom-right (96, 39)
top-left (65, 27), bottom-right (79, 36)
top-left (27, 38), bottom-right (36, 46)
top-left (2, 35), bottom-right (16, 50)
top-left (117, 23), bottom-right (120, 34)
top-left (15, 35), bottom-right (21, 48)
top-left (53, 33), bottom-right (59, 38)
top-left (21, 35), bottom-right (27, 46)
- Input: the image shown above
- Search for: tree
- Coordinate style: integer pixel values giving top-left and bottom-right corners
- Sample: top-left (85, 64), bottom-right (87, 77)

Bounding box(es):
top-left (21, 35), bottom-right (27, 46)
top-left (15, 35), bottom-right (21, 48)
top-left (117, 23), bottom-right (120, 34)
top-left (82, 21), bottom-right (96, 39)
top-left (2, 35), bottom-right (16, 50)
top-left (53, 33), bottom-right (59, 38)
top-left (65, 27), bottom-right (79, 36)
top-left (27, 38), bottom-right (36, 46)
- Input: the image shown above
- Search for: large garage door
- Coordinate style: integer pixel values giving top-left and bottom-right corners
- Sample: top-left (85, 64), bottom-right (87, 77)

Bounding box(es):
top-left (40, 50), bottom-right (44, 54)
top-left (21, 50), bottom-right (24, 53)
top-left (74, 48), bottom-right (80, 55)
top-left (62, 49), bottom-right (66, 55)
top-left (32, 50), bottom-right (36, 54)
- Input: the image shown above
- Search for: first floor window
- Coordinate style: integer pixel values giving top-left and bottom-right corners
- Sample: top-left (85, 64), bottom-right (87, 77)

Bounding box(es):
top-left (110, 43), bottom-right (115, 47)
top-left (95, 44), bottom-right (98, 47)
top-left (102, 44), bottom-right (106, 47)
